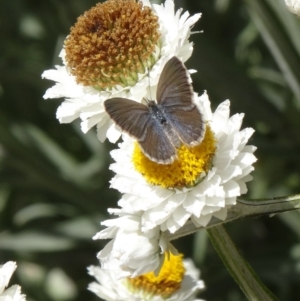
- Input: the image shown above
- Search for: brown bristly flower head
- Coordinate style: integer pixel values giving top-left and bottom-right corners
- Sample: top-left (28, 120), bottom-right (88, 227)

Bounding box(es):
top-left (64, 0), bottom-right (160, 91)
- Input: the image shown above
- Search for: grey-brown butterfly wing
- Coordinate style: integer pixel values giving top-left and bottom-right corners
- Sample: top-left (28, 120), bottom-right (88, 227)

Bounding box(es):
top-left (156, 56), bottom-right (194, 109)
top-left (104, 97), bottom-right (176, 164)
top-left (163, 105), bottom-right (205, 146)
top-left (104, 98), bottom-right (150, 141)
top-left (138, 117), bottom-right (177, 164)
top-left (156, 57), bottom-right (205, 146)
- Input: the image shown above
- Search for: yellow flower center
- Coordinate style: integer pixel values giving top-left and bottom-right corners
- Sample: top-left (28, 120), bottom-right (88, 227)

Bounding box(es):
top-left (126, 253), bottom-right (185, 299)
top-left (132, 125), bottom-right (216, 189)
top-left (64, 0), bottom-right (160, 91)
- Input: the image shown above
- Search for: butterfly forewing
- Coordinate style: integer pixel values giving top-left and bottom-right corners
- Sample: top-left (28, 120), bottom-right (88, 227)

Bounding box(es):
top-left (104, 98), bottom-right (151, 141)
top-left (156, 57), bottom-right (194, 109)
top-left (138, 117), bottom-right (177, 164)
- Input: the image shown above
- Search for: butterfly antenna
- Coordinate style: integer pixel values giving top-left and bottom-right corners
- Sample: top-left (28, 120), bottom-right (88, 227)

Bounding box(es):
top-left (148, 66), bottom-right (152, 101)
top-left (143, 67), bottom-right (152, 105)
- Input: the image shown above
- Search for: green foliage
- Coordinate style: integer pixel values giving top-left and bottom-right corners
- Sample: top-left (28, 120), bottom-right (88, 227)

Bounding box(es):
top-left (1, 0), bottom-right (300, 300)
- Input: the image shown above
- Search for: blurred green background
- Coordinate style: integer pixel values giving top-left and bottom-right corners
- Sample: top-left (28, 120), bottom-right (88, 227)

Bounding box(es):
top-left (1, 0), bottom-right (300, 300)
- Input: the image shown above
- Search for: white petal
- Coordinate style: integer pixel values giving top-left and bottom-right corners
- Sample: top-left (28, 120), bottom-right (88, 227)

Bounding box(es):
top-left (228, 113), bottom-right (244, 134)
top-left (285, 0), bottom-right (300, 16)
top-left (142, 193), bottom-right (186, 230)
top-left (81, 113), bottom-right (105, 133)
top-left (0, 285), bottom-right (26, 301)
top-left (223, 180), bottom-right (241, 198)
top-left (238, 128), bottom-right (255, 151)
top-left (96, 119), bottom-right (111, 143)
top-left (94, 214), bottom-right (169, 278)
top-left (106, 124), bottom-right (122, 143)
top-left (0, 263), bottom-right (16, 294)
top-left (218, 165), bottom-right (242, 183)
top-left (197, 91), bottom-right (213, 121)
top-left (211, 100), bottom-right (230, 133)
top-left (233, 152), bottom-right (257, 168)
top-left (184, 195), bottom-right (205, 218)
top-left (0, 263), bottom-right (25, 301)
top-left (42, 67), bottom-right (83, 99)
top-left (172, 206), bottom-right (192, 227)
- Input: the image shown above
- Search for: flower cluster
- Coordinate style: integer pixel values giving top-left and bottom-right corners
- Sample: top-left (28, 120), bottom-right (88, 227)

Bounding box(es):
top-left (43, 0), bottom-right (257, 300)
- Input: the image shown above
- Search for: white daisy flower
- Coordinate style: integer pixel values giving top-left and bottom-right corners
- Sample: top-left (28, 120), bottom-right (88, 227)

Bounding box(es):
top-left (88, 253), bottom-right (205, 301)
top-left (0, 262), bottom-right (26, 301)
top-left (109, 92), bottom-right (257, 233)
top-left (285, 0), bottom-right (300, 16)
top-left (93, 211), bottom-right (177, 278)
top-left (42, 0), bottom-right (201, 143)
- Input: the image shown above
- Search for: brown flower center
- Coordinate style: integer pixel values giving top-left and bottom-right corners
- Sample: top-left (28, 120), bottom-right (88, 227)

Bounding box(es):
top-left (64, 0), bottom-right (160, 90)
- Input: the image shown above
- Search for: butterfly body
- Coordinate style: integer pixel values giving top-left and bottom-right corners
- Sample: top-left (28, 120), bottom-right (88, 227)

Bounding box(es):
top-left (104, 56), bottom-right (205, 164)
top-left (148, 101), bottom-right (190, 148)
top-left (148, 102), bottom-right (167, 125)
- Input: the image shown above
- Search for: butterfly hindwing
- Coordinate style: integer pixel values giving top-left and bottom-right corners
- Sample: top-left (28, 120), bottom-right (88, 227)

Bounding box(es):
top-left (138, 117), bottom-right (177, 164)
top-left (164, 105), bottom-right (205, 146)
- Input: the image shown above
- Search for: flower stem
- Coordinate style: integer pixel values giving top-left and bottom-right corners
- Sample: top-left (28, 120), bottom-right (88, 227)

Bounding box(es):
top-left (167, 193), bottom-right (300, 241)
top-left (207, 225), bottom-right (279, 301)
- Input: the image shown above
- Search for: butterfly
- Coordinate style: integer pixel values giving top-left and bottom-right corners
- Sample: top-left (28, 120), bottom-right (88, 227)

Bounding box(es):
top-left (104, 56), bottom-right (205, 164)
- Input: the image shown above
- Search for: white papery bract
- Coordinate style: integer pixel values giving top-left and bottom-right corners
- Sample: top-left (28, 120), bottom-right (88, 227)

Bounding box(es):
top-left (88, 257), bottom-right (205, 301)
top-left (109, 92), bottom-right (257, 233)
top-left (42, 0), bottom-right (201, 143)
top-left (0, 262), bottom-right (26, 301)
top-left (93, 211), bottom-right (177, 278)
top-left (285, 0), bottom-right (300, 16)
